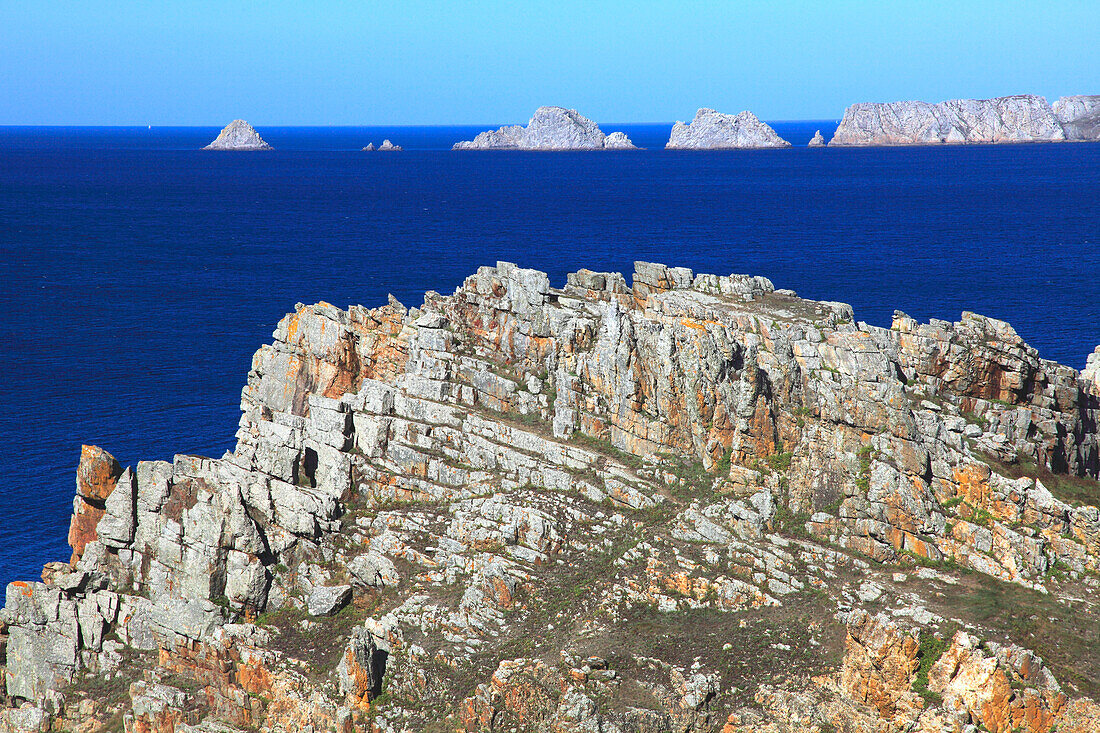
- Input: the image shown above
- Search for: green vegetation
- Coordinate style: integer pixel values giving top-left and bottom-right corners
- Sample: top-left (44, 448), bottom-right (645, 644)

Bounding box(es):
top-left (978, 451), bottom-right (1100, 507)
top-left (570, 432), bottom-right (645, 471)
top-left (912, 631), bottom-right (950, 705)
top-left (855, 445), bottom-right (874, 493)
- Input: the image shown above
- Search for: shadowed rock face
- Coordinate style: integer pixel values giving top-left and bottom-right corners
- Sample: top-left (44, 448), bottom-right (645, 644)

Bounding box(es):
top-left (203, 120), bottom-right (272, 150)
top-left (2, 263), bottom-right (1098, 733)
top-left (453, 106), bottom-right (636, 150)
top-left (665, 108), bottom-right (791, 149)
top-left (1053, 95), bottom-right (1100, 141)
top-left (828, 94), bottom-right (1093, 146)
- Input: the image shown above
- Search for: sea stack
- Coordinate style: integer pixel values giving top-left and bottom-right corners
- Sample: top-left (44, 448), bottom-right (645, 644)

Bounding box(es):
top-left (453, 106), bottom-right (636, 150)
top-left (665, 109), bottom-right (790, 149)
top-left (203, 119), bottom-right (272, 150)
top-left (808, 130), bottom-right (826, 146)
top-left (827, 94), bottom-right (1100, 146)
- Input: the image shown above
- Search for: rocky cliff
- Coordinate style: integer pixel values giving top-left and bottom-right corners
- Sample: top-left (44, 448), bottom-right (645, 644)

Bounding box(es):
top-left (666, 109), bottom-right (791, 149)
top-left (453, 107), bottom-right (636, 150)
top-left (203, 120), bottom-right (272, 151)
top-left (829, 94), bottom-right (1100, 146)
top-left (2, 262), bottom-right (1099, 733)
top-left (1053, 95), bottom-right (1100, 141)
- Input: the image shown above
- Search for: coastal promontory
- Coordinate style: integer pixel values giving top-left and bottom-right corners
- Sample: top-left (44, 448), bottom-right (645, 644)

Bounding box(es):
top-left (203, 119), bottom-right (272, 150)
top-left (2, 261), bottom-right (1099, 733)
top-left (453, 106), bottom-right (636, 150)
top-left (829, 93), bottom-right (1100, 146)
top-left (665, 108), bottom-right (791, 149)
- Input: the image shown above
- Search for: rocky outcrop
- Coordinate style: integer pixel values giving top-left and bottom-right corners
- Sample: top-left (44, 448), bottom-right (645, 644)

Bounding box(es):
top-left (362, 140), bottom-right (402, 151)
top-left (665, 108), bottom-right (791, 149)
top-left (453, 106), bottom-right (636, 150)
top-left (2, 263), bottom-right (1098, 733)
top-left (1054, 95), bottom-right (1100, 141)
top-left (828, 94), bottom-right (1098, 146)
top-left (808, 129), bottom-right (826, 146)
top-left (203, 120), bottom-right (272, 151)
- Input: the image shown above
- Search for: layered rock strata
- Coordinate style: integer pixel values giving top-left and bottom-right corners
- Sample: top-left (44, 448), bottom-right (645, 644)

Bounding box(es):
top-left (830, 93), bottom-right (1100, 146)
top-left (1, 262), bottom-right (1098, 733)
top-left (203, 120), bottom-right (272, 151)
top-left (665, 109), bottom-right (791, 149)
top-left (453, 107), bottom-right (636, 150)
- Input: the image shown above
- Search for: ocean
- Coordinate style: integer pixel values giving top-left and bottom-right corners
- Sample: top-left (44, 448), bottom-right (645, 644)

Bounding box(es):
top-left (1, 122), bottom-right (1098, 585)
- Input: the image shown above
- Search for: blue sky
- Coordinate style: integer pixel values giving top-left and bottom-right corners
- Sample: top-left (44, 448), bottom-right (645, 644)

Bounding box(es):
top-left (2, 1), bottom-right (1098, 125)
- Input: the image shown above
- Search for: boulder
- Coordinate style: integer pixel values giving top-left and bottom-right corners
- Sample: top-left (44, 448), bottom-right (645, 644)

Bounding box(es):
top-left (307, 584), bottom-right (352, 616)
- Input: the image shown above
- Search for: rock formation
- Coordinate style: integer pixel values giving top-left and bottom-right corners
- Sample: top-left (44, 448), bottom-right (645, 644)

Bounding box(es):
top-left (665, 108), bottom-right (791, 149)
top-left (363, 140), bottom-right (402, 151)
top-left (808, 129), bottom-right (827, 146)
top-left (2, 263), bottom-right (1098, 733)
top-left (1053, 95), bottom-right (1100, 141)
top-left (203, 120), bottom-right (272, 151)
top-left (453, 106), bottom-right (636, 150)
top-left (829, 93), bottom-right (1100, 146)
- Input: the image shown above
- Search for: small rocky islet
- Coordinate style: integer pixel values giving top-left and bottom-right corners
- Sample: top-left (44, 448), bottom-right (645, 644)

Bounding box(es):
top-left (203, 120), bottom-right (272, 151)
top-left (207, 94), bottom-right (1100, 153)
top-left (2, 261), bottom-right (1099, 733)
top-left (452, 106), bottom-right (637, 150)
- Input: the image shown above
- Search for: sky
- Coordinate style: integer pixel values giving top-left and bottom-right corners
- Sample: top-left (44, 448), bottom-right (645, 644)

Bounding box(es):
top-left (2, 1), bottom-right (1098, 126)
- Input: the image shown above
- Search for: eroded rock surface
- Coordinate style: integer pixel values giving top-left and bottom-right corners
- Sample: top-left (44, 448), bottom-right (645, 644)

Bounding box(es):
top-left (666, 109), bottom-right (791, 149)
top-left (453, 107), bottom-right (636, 150)
top-left (2, 262), bottom-right (1098, 733)
top-left (830, 93), bottom-right (1100, 146)
top-left (203, 120), bottom-right (272, 151)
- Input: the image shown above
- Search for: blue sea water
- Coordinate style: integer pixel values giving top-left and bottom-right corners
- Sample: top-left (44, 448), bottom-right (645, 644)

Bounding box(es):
top-left (1, 122), bottom-right (1098, 585)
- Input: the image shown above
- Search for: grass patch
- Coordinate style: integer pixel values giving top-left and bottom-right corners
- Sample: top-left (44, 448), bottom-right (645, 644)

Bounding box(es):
top-left (978, 452), bottom-right (1100, 507)
top-left (912, 630), bottom-right (950, 705)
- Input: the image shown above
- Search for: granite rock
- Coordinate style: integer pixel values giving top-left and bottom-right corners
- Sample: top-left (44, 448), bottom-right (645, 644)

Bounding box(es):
top-left (453, 106), bottom-right (635, 150)
top-left (665, 108), bottom-right (791, 149)
top-left (829, 94), bottom-right (1081, 146)
top-left (203, 120), bottom-right (272, 151)
top-left (1053, 95), bottom-right (1100, 141)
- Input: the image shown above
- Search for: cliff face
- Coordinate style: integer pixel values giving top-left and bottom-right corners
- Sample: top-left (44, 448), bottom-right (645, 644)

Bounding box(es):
top-left (2, 263), bottom-right (1098, 733)
top-left (203, 120), bottom-right (272, 151)
top-left (453, 107), bottom-right (636, 150)
top-left (828, 94), bottom-right (1100, 146)
top-left (1053, 95), bottom-right (1100, 141)
top-left (665, 109), bottom-right (791, 149)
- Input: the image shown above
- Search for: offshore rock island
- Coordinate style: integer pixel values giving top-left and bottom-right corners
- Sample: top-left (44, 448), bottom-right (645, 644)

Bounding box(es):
top-left (453, 106), bottom-right (636, 150)
top-left (665, 109), bottom-right (791, 149)
top-left (829, 94), bottom-right (1100, 146)
top-left (203, 120), bottom-right (272, 151)
top-left (2, 262), bottom-right (1100, 733)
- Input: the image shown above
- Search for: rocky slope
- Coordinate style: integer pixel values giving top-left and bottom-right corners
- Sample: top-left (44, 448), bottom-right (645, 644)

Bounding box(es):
top-left (830, 93), bottom-right (1100, 146)
top-left (453, 107), bottom-right (636, 150)
top-left (665, 109), bottom-right (790, 149)
top-left (2, 262), bottom-right (1099, 733)
top-left (203, 120), bottom-right (272, 151)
